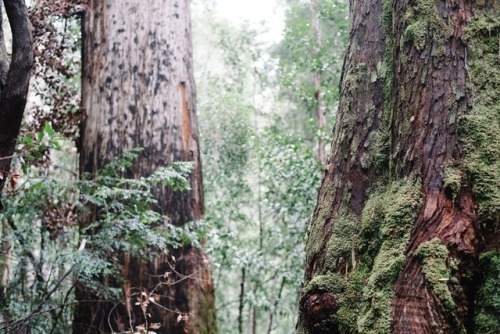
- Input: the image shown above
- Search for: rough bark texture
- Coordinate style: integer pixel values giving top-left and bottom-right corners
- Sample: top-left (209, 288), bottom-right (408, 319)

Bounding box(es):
top-left (0, 0), bottom-right (33, 209)
top-left (298, 0), bottom-right (499, 333)
top-left (74, 1), bottom-right (217, 333)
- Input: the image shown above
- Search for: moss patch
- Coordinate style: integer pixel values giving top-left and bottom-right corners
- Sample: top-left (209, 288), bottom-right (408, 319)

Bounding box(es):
top-left (459, 104), bottom-right (500, 229)
top-left (459, 5), bottom-right (500, 333)
top-left (358, 177), bottom-right (422, 266)
top-left (336, 267), bottom-right (368, 334)
top-left (304, 273), bottom-right (346, 296)
top-left (461, 9), bottom-right (500, 232)
top-left (460, 106), bottom-right (500, 229)
top-left (332, 177), bottom-right (422, 333)
top-left (415, 239), bottom-right (456, 312)
top-left (442, 162), bottom-right (463, 200)
top-left (401, 0), bottom-right (453, 50)
top-left (324, 214), bottom-right (359, 272)
top-left (474, 251), bottom-right (500, 333)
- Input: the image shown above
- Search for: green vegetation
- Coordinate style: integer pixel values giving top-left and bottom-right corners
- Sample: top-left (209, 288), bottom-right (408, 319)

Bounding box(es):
top-left (2, 0), bottom-right (498, 333)
top-left (461, 6), bottom-right (500, 333)
top-left (353, 177), bottom-right (422, 333)
top-left (474, 251), bottom-right (500, 333)
top-left (302, 177), bottom-right (422, 333)
top-left (192, 1), bottom-right (349, 332)
top-left (0, 148), bottom-right (198, 332)
top-left (443, 162), bottom-right (463, 200)
top-left (415, 239), bottom-right (455, 313)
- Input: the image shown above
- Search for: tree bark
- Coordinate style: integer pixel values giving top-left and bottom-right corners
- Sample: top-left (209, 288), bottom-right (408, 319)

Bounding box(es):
top-left (298, 0), bottom-right (499, 333)
top-left (74, 1), bottom-right (217, 333)
top-left (0, 0), bottom-right (33, 210)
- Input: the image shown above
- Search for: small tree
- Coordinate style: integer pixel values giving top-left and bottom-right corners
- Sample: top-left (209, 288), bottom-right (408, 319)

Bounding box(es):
top-left (0, 0), bottom-right (33, 208)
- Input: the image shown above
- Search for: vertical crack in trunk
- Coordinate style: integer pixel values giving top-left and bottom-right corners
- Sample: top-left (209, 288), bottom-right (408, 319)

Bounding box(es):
top-left (180, 81), bottom-right (192, 155)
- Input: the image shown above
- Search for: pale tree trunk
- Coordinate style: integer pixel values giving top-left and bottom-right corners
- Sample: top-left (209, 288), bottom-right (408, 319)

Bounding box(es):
top-left (311, 0), bottom-right (326, 164)
top-left (298, 0), bottom-right (499, 333)
top-left (74, 1), bottom-right (217, 333)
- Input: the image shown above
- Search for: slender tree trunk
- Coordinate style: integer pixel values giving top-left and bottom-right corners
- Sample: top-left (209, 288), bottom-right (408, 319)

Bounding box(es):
top-left (0, 220), bottom-right (12, 323)
top-left (311, 0), bottom-right (326, 164)
top-left (0, 0), bottom-right (33, 209)
top-left (74, 1), bottom-right (217, 333)
top-left (238, 267), bottom-right (245, 334)
top-left (298, 0), bottom-right (499, 333)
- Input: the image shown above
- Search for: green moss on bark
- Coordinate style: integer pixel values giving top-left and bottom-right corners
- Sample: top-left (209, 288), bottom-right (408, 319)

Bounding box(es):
top-left (474, 251), bottom-right (500, 333)
top-left (415, 239), bottom-right (456, 313)
top-left (460, 3), bottom-right (500, 231)
top-left (304, 273), bottom-right (346, 295)
top-left (332, 177), bottom-right (422, 333)
top-left (358, 177), bottom-right (422, 267)
top-left (325, 214), bottom-right (359, 272)
top-left (411, 239), bottom-right (467, 332)
top-left (401, 0), bottom-right (453, 50)
top-left (458, 5), bottom-right (500, 333)
top-left (443, 162), bottom-right (463, 200)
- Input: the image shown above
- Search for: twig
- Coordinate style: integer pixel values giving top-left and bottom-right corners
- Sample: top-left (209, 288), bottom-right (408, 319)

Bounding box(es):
top-left (0, 239), bottom-right (86, 331)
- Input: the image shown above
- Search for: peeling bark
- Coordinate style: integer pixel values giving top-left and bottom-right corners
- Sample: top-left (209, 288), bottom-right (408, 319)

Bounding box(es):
top-left (74, 1), bottom-right (216, 333)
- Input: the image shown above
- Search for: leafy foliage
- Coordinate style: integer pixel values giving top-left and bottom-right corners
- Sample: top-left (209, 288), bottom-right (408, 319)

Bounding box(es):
top-left (274, 0), bottom-right (349, 144)
top-left (193, 4), bottom-right (328, 333)
top-left (28, 0), bottom-right (85, 141)
top-left (0, 147), bottom-right (199, 333)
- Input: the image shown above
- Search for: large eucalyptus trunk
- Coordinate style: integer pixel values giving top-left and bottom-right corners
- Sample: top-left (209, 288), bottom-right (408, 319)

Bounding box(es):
top-left (298, 0), bottom-right (499, 333)
top-left (74, 1), bottom-right (217, 333)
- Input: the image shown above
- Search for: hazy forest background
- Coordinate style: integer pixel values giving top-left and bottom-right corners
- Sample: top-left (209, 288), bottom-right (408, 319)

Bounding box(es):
top-left (0, 0), bottom-right (349, 333)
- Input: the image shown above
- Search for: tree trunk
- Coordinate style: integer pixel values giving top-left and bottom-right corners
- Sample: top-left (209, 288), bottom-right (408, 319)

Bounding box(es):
top-left (298, 0), bottom-right (499, 333)
top-left (74, 1), bottom-right (217, 333)
top-left (311, 0), bottom-right (326, 164)
top-left (0, 0), bottom-right (33, 209)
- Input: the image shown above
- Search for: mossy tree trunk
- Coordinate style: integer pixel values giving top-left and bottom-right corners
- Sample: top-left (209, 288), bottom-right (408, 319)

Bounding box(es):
top-left (298, 0), bottom-right (499, 333)
top-left (74, 1), bottom-right (217, 333)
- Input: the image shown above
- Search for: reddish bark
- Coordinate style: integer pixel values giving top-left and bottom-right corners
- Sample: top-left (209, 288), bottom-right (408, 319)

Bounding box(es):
top-left (299, 0), bottom-right (497, 332)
